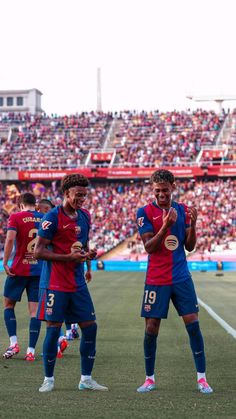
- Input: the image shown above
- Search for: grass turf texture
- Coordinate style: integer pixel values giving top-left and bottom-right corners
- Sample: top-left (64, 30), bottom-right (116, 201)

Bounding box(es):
top-left (0, 271), bottom-right (236, 419)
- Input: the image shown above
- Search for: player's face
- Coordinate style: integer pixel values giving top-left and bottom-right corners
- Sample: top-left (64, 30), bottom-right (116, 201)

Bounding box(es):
top-left (152, 181), bottom-right (175, 209)
top-left (38, 203), bottom-right (52, 214)
top-left (66, 186), bottom-right (88, 210)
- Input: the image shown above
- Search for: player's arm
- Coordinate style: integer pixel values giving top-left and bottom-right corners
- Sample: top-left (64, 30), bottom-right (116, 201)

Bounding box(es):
top-left (139, 208), bottom-right (177, 254)
top-left (34, 236), bottom-right (88, 263)
top-left (3, 230), bottom-right (16, 276)
top-left (185, 206), bottom-right (197, 252)
top-left (84, 242), bottom-right (97, 283)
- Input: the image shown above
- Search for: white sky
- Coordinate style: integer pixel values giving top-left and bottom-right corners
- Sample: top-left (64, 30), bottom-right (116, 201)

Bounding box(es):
top-left (1, 0), bottom-right (236, 115)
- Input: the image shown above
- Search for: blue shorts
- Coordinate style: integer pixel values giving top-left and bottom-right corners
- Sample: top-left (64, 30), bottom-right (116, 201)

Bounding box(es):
top-left (37, 284), bottom-right (96, 323)
top-left (3, 275), bottom-right (40, 302)
top-left (141, 278), bottom-right (199, 319)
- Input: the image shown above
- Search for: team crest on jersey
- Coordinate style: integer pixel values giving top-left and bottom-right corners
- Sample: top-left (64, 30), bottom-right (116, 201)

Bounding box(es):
top-left (164, 235), bottom-right (179, 251)
top-left (137, 217), bottom-right (144, 227)
top-left (42, 220), bottom-right (52, 230)
top-left (144, 304), bottom-right (151, 312)
top-left (46, 308), bottom-right (52, 315)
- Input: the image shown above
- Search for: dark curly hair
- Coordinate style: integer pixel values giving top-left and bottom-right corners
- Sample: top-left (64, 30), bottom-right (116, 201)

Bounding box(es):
top-left (61, 174), bottom-right (89, 193)
top-left (150, 169), bottom-right (175, 185)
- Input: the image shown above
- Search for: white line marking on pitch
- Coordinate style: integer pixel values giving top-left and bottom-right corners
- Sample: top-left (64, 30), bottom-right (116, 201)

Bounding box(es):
top-left (198, 298), bottom-right (236, 339)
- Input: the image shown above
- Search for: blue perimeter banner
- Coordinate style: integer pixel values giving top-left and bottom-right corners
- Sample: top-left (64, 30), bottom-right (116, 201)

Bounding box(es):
top-left (0, 260), bottom-right (235, 273)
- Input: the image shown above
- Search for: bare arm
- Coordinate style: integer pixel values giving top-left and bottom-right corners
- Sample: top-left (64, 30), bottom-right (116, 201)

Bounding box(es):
top-left (34, 236), bottom-right (89, 263)
top-left (3, 230), bottom-right (16, 276)
top-left (141, 208), bottom-right (177, 254)
top-left (185, 207), bottom-right (197, 252)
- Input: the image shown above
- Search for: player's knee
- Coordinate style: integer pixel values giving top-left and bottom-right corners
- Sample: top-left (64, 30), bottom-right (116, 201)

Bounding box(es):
top-left (4, 299), bottom-right (16, 309)
top-left (186, 320), bottom-right (201, 337)
top-left (145, 322), bottom-right (159, 336)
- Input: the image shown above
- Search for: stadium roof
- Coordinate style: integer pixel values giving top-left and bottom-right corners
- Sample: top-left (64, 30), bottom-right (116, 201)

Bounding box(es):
top-left (186, 95), bottom-right (236, 102)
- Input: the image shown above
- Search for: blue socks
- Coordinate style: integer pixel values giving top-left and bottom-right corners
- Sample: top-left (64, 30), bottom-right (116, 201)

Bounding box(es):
top-left (186, 321), bottom-right (206, 373)
top-left (43, 326), bottom-right (61, 378)
top-left (4, 308), bottom-right (16, 337)
top-left (29, 317), bottom-right (41, 349)
top-left (65, 322), bottom-right (72, 331)
top-left (80, 323), bottom-right (97, 375)
top-left (144, 332), bottom-right (158, 376)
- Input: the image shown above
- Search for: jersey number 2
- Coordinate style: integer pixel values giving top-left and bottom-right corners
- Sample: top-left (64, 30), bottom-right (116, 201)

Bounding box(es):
top-left (27, 228), bottom-right (38, 253)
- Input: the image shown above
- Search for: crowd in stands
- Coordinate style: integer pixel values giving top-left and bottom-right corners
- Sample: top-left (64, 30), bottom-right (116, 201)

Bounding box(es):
top-left (0, 179), bottom-right (235, 260)
top-left (112, 109), bottom-right (226, 166)
top-left (0, 109), bottom-right (228, 170)
top-left (225, 110), bottom-right (236, 161)
top-left (0, 112), bottom-right (113, 170)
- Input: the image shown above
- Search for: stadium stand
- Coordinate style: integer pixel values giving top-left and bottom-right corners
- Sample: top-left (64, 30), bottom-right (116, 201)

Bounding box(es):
top-left (0, 108), bottom-right (235, 262)
top-left (0, 112), bottom-right (113, 170)
top-left (0, 109), bottom-right (232, 171)
top-left (111, 110), bottom-right (226, 167)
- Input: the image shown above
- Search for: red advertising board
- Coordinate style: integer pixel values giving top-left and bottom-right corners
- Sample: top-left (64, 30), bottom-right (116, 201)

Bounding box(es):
top-left (18, 165), bottom-right (236, 181)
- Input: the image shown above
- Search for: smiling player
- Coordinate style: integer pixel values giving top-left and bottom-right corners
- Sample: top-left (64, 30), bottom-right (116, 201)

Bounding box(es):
top-left (136, 169), bottom-right (213, 394)
top-left (35, 173), bottom-right (108, 392)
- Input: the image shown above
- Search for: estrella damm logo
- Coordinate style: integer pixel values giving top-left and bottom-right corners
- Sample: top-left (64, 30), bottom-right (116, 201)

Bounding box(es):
top-left (164, 235), bottom-right (179, 251)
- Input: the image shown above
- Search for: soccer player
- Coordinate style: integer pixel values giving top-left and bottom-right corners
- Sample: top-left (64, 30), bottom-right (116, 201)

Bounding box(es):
top-left (3, 192), bottom-right (43, 361)
top-left (136, 169), bottom-right (213, 394)
top-left (35, 173), bottom-right (108, 392)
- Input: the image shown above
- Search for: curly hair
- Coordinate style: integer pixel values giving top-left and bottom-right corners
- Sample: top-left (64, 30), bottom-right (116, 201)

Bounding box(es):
top-left (150, 169), bottom-right (175, 185)
top-left (61, 173), bottom-right (89, 193)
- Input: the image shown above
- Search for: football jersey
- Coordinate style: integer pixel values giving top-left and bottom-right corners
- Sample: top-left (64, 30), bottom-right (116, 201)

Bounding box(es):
top-left (38, 205), bottom-right (91, 292)
top-left (136, 201), bottom-right (192, 286)
top-left (7, 210), bottom-right (44, 276)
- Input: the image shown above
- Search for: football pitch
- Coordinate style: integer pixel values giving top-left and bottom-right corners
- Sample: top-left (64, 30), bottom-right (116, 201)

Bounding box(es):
top-left (0, 271), bottom-right (235, 419)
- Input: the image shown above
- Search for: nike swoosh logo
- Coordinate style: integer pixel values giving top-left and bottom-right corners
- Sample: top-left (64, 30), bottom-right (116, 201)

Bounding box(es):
top-left (153, 215), bottom-right (161, 220)
top-left (195, 351), bottom-right (202, 355)
top-left (63, 224), bottom-right (71, 229)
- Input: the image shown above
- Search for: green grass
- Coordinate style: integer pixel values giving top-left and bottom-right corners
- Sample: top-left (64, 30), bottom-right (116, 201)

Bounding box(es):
top-left (0, 271), bottom-right (236, 419)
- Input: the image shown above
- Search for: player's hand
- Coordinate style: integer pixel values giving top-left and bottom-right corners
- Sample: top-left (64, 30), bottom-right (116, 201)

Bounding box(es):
top-left (69, 250), bottom-right (89, 263)
top-left (187, 207), bottom-right (198, 226)
top-left (4, 264), bottom-right (15, 276)
top-left (85, 270), bottom-right (92, 283)
top-left (87, 248), bottom-right (97, 260)
top-left (162, 207), bottom-right (178, 227)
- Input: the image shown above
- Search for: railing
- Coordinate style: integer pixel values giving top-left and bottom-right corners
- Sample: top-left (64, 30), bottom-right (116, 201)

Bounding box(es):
top-left (0, 159), bottom-right (235, 172)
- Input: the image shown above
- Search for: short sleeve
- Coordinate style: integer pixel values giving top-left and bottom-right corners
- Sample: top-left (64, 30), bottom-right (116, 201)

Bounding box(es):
top-left (136, 207), bottom-right (154, 236)
top-left (7, 213), bottom-right (18, 231)
top-left (37, 210), bottom-right (58, 241)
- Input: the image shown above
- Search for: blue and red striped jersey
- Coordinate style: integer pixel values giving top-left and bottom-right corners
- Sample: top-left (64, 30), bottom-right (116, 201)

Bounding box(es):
top-left (136, 201), bottom-right (192, 285)
top-left (7, 210), bottom-right (44, 276)
top-left (38, 205), bottom-right (91, 292)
